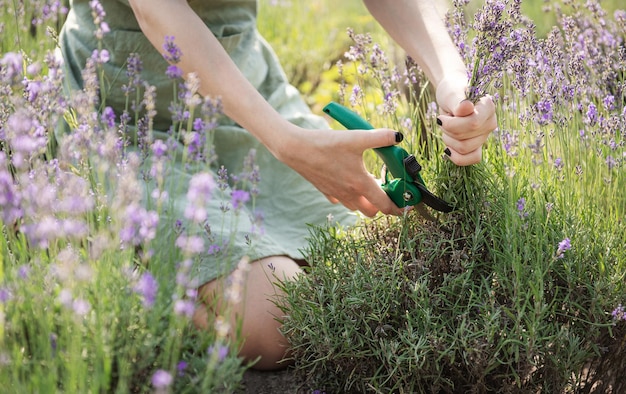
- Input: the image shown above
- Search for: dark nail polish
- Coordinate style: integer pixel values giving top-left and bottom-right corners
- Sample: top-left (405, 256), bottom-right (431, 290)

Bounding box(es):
top-left (444, 148), bottom-right (452, 156)
top-left (436, 118), bottom-right (442, 126)
top-left (395, 132), bottom-right (404, 143)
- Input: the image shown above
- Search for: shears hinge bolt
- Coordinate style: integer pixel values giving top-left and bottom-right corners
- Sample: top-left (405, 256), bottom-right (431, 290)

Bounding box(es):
top-left (403, 192), bottom-right (413, 202)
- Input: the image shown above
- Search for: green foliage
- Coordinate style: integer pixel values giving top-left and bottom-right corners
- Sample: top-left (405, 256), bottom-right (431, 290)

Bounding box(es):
top-left (282, 156), bottom-right (624, 392)
top-left (2, 0), bottom-right (625, 393)
top-left (1, 2), bottom-right (248, 392)
top-left (278, 0), bottom-right (626, 392)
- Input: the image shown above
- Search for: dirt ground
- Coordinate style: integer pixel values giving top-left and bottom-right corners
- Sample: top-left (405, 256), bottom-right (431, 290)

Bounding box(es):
top-left (239, 367), bottom-right (311, 394)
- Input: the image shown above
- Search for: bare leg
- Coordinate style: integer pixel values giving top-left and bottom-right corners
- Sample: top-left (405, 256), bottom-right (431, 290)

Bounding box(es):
top-left (192, 256), bottom-right (301, 370)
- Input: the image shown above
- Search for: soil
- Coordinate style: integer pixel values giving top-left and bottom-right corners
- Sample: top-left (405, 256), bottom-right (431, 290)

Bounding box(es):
top-left (239, 367), bottom-right (310, 394)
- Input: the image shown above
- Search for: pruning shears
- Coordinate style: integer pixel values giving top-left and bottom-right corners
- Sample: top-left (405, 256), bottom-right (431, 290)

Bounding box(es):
top-left (323, 102), bottom-right (454, 213)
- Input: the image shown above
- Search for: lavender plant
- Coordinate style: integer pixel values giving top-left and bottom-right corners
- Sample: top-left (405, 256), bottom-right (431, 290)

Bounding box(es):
top-left (0, 2), bottom-right (265, 392)
top-left (280, 0), bottom-right (626, 392)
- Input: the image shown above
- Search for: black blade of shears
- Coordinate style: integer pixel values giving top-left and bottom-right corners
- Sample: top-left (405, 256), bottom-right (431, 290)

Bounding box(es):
top-left (414, 182), bottom-right (455, 213)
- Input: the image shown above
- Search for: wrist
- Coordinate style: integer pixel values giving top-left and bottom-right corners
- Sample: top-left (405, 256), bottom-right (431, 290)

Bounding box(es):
top-left (261, 120), bottom-right (302, 163)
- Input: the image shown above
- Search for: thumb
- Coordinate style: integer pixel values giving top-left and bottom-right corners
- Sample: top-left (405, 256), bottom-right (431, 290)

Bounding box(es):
top-left (355, 128), bottom-right (404, 150)
top-left (452, 99), bottom-right (475, 118)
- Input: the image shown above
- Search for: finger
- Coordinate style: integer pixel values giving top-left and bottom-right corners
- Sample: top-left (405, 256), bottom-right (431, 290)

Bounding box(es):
top-left (324, 193), bottom-right (340, 204)
top-left (360, 187), bottom-right (402, 216)
top-left (359, 177), bottom-right (411, 216)
top-left (351, 195), bottom-right (380, 218)
top-left (352, 195), bottom-right (408, 217)
top-left (349, 128), bottom-right (403, 151)
top-left (438, 97), bottom-right (497, 140)
top-left (339, 177), bottom-right (389, 217)
top-left (439, 110), bottom-right (497, 140)
top-left (337, 174), bottom-right (406, 217)
top-left (442, 132), bottom-right (489, 156)
top-left (338, 198), bottom-right (359, 212)
top-left (452, 99), bottom-right (475, 118)
top-left (446, 146), bottom-right (483, 166)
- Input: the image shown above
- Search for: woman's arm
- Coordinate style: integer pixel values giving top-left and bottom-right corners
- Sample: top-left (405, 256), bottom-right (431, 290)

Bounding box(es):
top-left (363, 0), bottom-right (497, 165)
top-left (128, 0), bottom-right (287, 154)
top-left (128, 0), bottom-right (406, 216)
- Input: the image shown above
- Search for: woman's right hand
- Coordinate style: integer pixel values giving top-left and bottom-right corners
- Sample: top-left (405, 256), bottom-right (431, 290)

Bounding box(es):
top-left (273, 124), bottom-right (408, 217)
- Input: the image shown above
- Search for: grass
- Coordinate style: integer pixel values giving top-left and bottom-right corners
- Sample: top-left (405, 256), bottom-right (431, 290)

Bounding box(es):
top-left (1, 0), bottom-right (626, 393)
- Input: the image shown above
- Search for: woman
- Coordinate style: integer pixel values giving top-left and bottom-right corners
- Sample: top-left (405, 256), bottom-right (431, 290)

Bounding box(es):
top-left (59, 0), bottom-right (496, 370)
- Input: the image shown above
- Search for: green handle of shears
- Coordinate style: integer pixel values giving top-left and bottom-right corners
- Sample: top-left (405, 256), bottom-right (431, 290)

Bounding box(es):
top-left (322, 102), bottom-right (409, 180)
top-left (322, 101), bottom-right (424, 207)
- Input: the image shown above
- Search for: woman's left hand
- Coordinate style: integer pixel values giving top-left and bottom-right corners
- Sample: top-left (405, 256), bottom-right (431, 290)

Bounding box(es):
top-left (436, 75), bottom-right (498, 166)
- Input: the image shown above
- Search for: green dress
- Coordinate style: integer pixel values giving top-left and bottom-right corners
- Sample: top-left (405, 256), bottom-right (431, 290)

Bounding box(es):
top-left (59, 0), bottom-right (356, 284)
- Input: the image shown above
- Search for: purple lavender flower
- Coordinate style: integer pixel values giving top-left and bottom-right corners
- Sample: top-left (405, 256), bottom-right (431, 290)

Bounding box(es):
top-left (554, 157), bottom-right (563, 170)
top-left (72, 298), bottom-right (91, 316)
top-left (612, 304), bottom-right (626, 321)
top-left (605, 155), bottom-right (617, 170)
top-left (349, 84), bottom-right (363, 107)
top-left (151, 369), bottom-right (173, 389)
top-left (535, 99), bottom-right (554, 125)
top-left (1, 52), bottom-right (24, 81)
top-left (0, 287), bottom-right (12, 303)
top-left (585, 103), bottom-right (598, 125)
top-left (5, 109), bottom-right (48, 166)
top-left (120, 203), bottom-right (159, 246)
top-left (177, 361), bottom-right (188, 376)
top-left (185, 132), bottom-right (203, 161)
top-left (459, 0), bottom-right (524, 103)
top-left (230, 189), bottom-right (250, 210)
top-left (101, 106), bottom-right (116, 129)
top-left (250, 209), bottom-right (265, 237)
top-left (49, 333), bottom-right (58, 354)
top-left (168, 101), bottom-right (190, 123)
top-left (89, 0), bottom-right (110, 39)
top-left (556, 237), bottom-right (571, 258)
top-left (122, 52), bottom-right (143, 95)
top-left (17, 265), bottom-right (30, 279)
top-left (184, 173), bottom-right (216, 223)
top-left (175, 234), bottom-right (205, 256)
top-left (91, 49), bottom-right (110, 64)
top-left (152, 139), bottom-right (168, 158)
top-left (208, 344), bottom-right (229, 363)
top-left (516, 197), bottom-right (527, 217)
top-left (31, 1), bottom-right (68, 27)
top-left (162, 36), bottom-right (182, 63)
top-left (344, 28), bottom-right (371, 62)
top-left (186, 287), bottom-right (198, 299)
top-left (23, 79), bottom-right (42, 103)
top-left (0, 155), bottom-right (23, 223)
top-left (207, 243), bottom-right (222, 255)
top-left (217, 166), bottom-right (229, 191)
top-left (165, 64), bottom-right (183, 79)
top-left (500, 131), bottom-right (518, 156)
top-left (173, 299), bottom-right (195, 318)
top-left (133, 272), bottom-right (158, 308)
top-left (602, 94), bottom-right (615, 111)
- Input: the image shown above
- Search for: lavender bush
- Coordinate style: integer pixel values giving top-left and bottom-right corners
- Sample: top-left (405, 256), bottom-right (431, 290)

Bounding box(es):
top-left (280, 0), bottom-right (626, 392)
top-left (0, 1), bottom-right (263, 392)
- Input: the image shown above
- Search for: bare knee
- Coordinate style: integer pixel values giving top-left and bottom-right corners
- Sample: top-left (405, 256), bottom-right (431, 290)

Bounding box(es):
top-left (193, 256), bottom-right (301, 370)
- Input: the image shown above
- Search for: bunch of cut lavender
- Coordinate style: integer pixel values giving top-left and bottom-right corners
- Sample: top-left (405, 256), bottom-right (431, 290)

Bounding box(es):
top-left (450, 0), bottom-right (527, 103)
